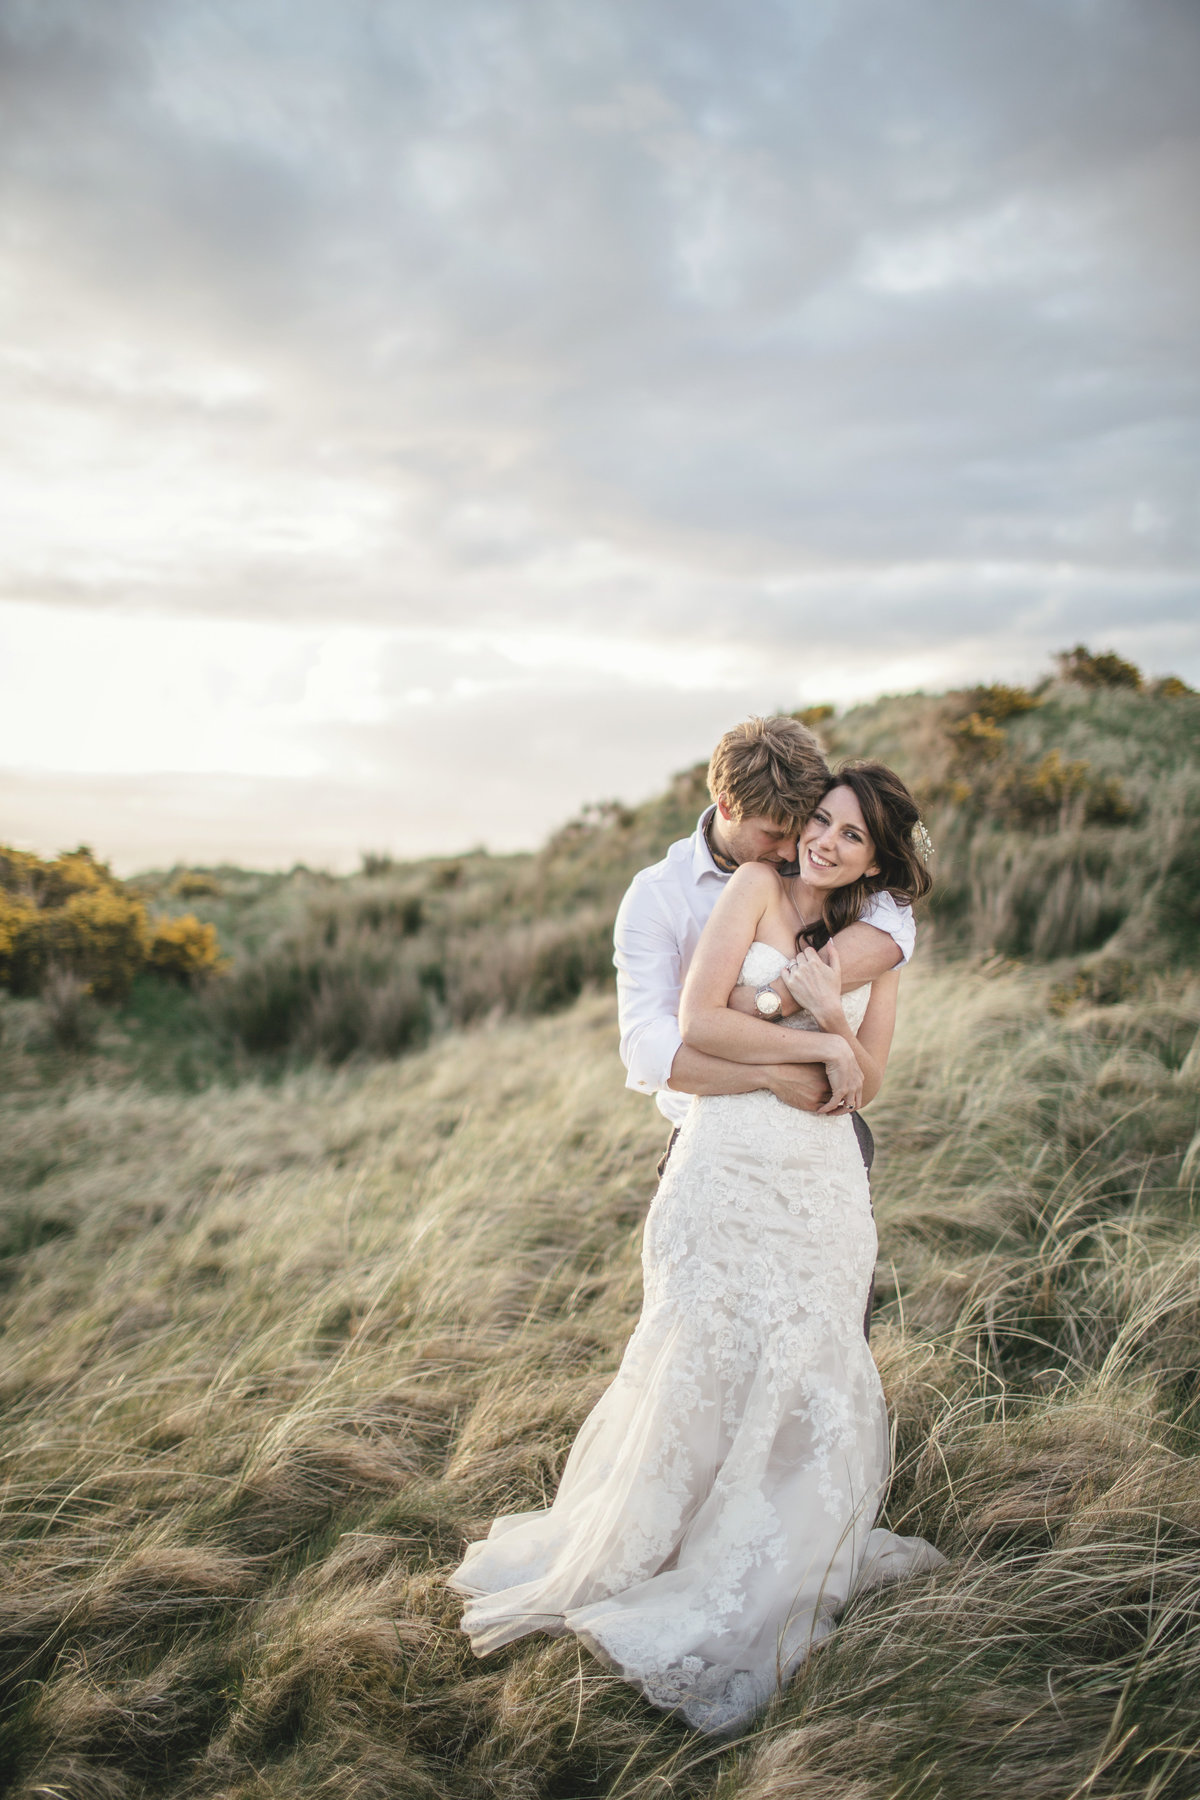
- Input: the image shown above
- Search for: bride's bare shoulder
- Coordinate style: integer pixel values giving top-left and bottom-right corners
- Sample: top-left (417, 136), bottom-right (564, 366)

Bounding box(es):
top-left (711, 861), bottom-right (789, 928)
top-left (726, 865), bottom-right (792, 916)
top-left (725, 861), bottom-right (782, 894)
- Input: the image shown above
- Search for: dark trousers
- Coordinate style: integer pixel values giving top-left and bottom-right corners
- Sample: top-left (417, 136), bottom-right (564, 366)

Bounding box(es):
top-left (656, 1112), bottom-right (877, 1342)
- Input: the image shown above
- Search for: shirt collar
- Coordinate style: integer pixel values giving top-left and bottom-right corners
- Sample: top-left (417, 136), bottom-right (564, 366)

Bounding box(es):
top-left (692, 804), bottom-right (732, 882)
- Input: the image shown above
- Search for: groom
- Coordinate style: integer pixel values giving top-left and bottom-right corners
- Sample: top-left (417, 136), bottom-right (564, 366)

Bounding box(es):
top-left (613, 711), bottom-right (913, 1185)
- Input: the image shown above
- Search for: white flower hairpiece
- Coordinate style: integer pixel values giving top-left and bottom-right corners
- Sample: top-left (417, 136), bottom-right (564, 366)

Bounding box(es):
top-left (913, 820), bottom-right (935, 861)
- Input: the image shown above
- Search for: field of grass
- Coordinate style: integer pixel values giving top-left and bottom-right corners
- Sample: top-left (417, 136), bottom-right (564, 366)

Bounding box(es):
top-left (3, 657), bottom-right (1199, 1795)
top-left (2, 953), bottom-right (1199, 1798)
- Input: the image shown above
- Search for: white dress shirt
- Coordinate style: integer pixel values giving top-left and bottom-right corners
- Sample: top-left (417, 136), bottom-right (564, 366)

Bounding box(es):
top-left (613, 804), bottom-right (916, 1126)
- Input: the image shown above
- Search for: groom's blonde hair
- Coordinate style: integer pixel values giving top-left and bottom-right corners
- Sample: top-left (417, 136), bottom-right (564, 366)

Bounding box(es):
top-left (707, 715), bottom-right (830, 825)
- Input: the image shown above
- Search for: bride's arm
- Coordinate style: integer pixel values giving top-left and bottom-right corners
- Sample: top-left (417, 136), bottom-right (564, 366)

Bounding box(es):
top-left (678, 866), bottom-right (863, 1106)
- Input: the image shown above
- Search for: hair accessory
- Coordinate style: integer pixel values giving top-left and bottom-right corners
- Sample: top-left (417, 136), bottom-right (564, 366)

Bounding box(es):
top-left (913, 820), bottom-right (935, 862)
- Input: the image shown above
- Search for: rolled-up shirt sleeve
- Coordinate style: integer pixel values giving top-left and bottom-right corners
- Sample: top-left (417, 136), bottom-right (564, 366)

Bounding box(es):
top-left (613, 878), bottom-right (685, 1096)
top-left (859, 890), bottom-right (916, 965)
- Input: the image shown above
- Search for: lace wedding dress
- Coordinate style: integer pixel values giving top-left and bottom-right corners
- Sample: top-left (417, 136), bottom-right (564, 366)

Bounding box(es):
top-left (449, 943), bottom-right (943, 1733)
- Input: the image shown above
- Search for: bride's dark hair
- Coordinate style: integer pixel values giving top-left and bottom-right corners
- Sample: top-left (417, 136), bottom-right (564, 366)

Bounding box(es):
top-left (795, 761), bottom-right (933, 953)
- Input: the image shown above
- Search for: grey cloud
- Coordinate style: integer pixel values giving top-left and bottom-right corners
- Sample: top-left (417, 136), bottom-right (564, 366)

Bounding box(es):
top-left (0, 0), bottom-right (1196, 672)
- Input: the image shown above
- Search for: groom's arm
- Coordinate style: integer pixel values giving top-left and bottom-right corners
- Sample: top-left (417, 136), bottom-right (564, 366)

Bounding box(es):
top-left (833, 920), bottom-right (906, 984)
top-left (666, 1043), bottom-right (831, 1107)
top-left (613, 875), bottom-right (689, 1100)
top-left (614, 873), bottom-right (829, 1110)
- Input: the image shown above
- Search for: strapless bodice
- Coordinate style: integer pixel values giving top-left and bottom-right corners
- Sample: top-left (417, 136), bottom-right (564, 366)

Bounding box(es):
top-left (735, 941), bottom-right (870, 1032)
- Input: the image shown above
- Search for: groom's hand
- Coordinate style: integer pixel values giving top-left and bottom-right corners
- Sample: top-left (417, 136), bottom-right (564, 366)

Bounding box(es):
top-left (764, 1063), bottom-right (829, 1113)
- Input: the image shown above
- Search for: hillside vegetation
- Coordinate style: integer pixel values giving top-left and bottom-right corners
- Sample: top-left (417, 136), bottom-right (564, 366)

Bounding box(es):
top-left (6, 647), bottom-right (1195, 1088)
top-left (1, 649), bottom-right (1199, 1798)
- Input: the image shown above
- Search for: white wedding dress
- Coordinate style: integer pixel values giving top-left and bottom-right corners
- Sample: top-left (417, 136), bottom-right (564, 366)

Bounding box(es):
top-left (449, 943), bottom-right (943, 1733)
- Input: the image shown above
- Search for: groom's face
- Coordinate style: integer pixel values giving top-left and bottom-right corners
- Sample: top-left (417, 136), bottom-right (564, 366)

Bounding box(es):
top-left (716, 798), bottom-right (800, 867)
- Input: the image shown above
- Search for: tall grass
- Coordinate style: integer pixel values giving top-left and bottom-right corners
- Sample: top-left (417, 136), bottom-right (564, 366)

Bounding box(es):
top-left (2, 653), bottom-right (1197, 1791)
top-left (2, 960), bottom-right (1199, 1796)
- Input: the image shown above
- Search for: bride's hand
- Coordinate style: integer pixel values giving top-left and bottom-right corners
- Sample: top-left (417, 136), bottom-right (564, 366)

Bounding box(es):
top-left (819, 1038), bottom-right (863, 1114)
top-left (781, 942), bottom-right (843, 1026)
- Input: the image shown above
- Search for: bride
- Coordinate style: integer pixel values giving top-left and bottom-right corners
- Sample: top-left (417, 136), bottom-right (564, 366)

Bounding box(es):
top-left (449, 761), bottom-right (944, 1734)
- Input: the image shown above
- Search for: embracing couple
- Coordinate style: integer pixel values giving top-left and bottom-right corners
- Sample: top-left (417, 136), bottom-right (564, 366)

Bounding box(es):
top-left (451, 715), bottom-right (944, 1733)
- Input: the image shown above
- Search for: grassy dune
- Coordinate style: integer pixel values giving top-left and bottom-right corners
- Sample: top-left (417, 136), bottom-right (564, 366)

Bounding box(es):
top-left (96, 669), bottom-right (1197, 1075)
top-left (3, 956), bottom-right (1199, 1797)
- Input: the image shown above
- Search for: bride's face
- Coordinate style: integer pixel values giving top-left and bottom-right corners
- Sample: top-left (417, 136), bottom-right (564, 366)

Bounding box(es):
top-left (798, 786), bottom-right (880, 889)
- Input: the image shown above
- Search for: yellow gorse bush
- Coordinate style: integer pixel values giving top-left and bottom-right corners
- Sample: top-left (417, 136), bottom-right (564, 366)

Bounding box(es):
top-left (0, 844), bottom-right (223, 1002)
top-left (1, 843), bottom-right (115, 907)
top-left (0, 891), bottom-right (38, 989)
top-left (171, 871), bottom-right (224, 899)
top-left (147, 914), bottom-right (224, 984)
top-left (964, 682), bottom-right (1041, 721)
top-left (41, 886), bottom-right (150, 1001)
top-left (948, 710), bottom-right (1007, 763)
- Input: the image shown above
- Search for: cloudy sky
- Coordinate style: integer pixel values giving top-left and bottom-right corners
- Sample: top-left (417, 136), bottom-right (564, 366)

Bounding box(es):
top-left (2, 0), bottom-right (1197, 870)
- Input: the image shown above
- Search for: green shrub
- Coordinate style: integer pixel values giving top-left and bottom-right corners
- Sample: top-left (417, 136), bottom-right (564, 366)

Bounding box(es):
top-left (310, 886), bottom-right (425, 942)
top-left (359, 851), bottom-right (395, 877)
top-left (214, 904), bottom-right (614, 1064)
top-left (209, 947), bottom-right (316, 1055)
top-left (363, 968), bottom-right (430, 1057)
top-left (299, 964), bottom-right (431, 1063)
top-left (1153, 787), bottom-right (1200, 953)
top-left (519, 914), bottom-right (615, 1014)
top-left (445, 910), bottom-right (614, 1024)
top-left (38, 968), bottom-right (101, 1053)
top-left (211, 934), bottom-right (433, 1063)
top-left (300, 972), bottom-right (374, 1064)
